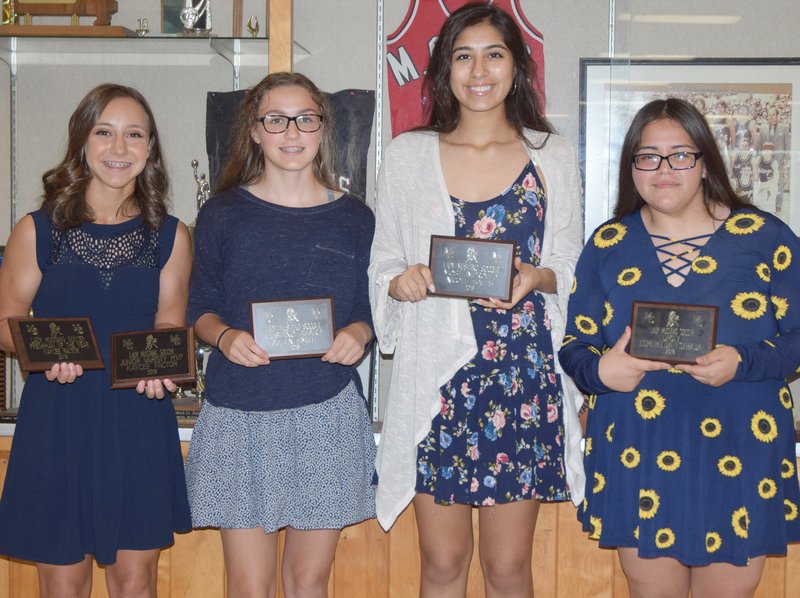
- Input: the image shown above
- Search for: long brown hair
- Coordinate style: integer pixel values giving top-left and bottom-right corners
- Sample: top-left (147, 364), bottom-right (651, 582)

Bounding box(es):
top-left (41, 83), bottom-right (169, 229)
top-left (421, 2), bottom-right (554, 144)
top-left (216, 72), bottom-right (336, 193)
top-left (614, 98), bottom-right (750, 220)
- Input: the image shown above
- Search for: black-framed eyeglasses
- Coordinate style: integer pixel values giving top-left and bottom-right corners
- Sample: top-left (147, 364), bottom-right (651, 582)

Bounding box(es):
top-left (632, 151), bottom-right (703, 171)
top-left (257, 113), bottom-right (323, 134)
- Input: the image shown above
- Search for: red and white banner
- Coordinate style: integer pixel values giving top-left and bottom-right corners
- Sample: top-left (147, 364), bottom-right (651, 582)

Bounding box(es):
top-left (386, 0), bottom-right (545, 137)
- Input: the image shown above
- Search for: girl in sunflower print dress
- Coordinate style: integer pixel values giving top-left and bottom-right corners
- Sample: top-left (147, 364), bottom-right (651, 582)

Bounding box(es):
top-left (559, 98), bottom-right (800, 598)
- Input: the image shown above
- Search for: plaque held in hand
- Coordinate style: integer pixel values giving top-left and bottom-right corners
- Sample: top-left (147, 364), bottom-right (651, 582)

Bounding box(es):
top-left (110, 327), bottom-right (196, 389)
top-left (629, 301), bottom-right (718, 365)
top-left (428, 235), bottom-right (516, 301)
top-left (250, 297), bottom-right (335, 359)
top-left (8, 317), bottom-right (104, 372)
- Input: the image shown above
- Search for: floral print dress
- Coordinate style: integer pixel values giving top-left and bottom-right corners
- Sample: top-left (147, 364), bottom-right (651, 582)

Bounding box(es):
top-left (415, 162), bottom-right (569, 506)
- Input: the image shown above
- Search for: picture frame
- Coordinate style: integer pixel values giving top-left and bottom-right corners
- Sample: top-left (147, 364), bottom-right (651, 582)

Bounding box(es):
top-left (579, 58), bottom-right (800, 239)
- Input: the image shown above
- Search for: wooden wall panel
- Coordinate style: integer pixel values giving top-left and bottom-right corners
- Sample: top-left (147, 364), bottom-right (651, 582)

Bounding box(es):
top-left (0, 434), bottom-right (798, 597)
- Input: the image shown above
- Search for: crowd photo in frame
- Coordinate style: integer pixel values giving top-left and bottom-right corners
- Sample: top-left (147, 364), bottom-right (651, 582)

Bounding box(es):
top-left (580, 58), bottom-right (799, 238)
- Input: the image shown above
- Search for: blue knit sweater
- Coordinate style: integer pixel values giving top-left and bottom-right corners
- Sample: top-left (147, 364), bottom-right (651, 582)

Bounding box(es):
top-left (188, 186), bottom-right (375, 411)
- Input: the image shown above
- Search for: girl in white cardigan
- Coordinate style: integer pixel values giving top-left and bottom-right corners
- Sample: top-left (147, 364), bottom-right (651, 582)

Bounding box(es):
top-left (369, 4), bottom-right (584, 596)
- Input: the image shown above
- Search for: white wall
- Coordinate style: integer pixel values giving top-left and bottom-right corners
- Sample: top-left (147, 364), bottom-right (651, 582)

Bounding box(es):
top-left (1, 0), bottom-right (799, 411)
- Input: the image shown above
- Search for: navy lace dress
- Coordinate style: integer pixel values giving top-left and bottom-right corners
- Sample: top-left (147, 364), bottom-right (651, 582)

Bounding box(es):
top-left (0, 210), bottom-right (191, 565)
top-left (415, 163), bottom-right (569, 506)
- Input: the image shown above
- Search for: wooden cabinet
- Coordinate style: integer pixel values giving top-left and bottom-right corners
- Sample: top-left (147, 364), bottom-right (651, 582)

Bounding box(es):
top-left (1, 435), bottom-right (799, 597)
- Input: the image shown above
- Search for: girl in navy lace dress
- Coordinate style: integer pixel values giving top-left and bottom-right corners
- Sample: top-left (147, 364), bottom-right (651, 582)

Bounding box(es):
top-left (0, 84), bottom-right (191, 596)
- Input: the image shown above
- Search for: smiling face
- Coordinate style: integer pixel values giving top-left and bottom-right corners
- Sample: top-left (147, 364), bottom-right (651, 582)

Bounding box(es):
top-left (448, 21), bottom-right (514, 117)
top-left (251, 85), bottom-right (323, 176)
top-left (632, 118), bottom-right (707, 218)
top-left (84, 96), bottom-right (151, 199)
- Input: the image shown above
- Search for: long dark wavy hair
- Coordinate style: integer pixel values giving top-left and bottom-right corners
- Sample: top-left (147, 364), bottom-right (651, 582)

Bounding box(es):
top-left (421, 2), bottom-right (554, 145)
top-left (614, 98), bottom-right (750, 220)
top-left (41, 83), bottom-right (169, 229)
top-left (216, 72), bottom-right (336, 193)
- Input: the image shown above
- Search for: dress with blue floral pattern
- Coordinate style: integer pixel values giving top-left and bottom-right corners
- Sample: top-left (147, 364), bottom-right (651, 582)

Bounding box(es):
top-left (415, 162), bottom-right (569, 506)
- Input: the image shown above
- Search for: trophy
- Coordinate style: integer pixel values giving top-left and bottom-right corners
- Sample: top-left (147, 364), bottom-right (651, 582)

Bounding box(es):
top-left (191, 159), bottom-right (211, 212)
top-left (179, 0), bottom-right (212, 34)
top-left (193, 341), bottom-right (212, 402)
top-left (246, 15), bottom-right (258, 37)
top-left (1, 1), bottom-right (15, 25)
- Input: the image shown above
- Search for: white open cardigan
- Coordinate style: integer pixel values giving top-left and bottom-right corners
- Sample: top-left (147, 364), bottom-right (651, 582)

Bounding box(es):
top-left (368, 129), bottom-right (585, 530)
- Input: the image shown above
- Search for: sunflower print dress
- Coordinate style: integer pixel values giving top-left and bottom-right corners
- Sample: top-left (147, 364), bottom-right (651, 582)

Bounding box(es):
top-left (415, 162), bottom-right (569, 506)
top-left (559, 207), bottom-right (800, 565)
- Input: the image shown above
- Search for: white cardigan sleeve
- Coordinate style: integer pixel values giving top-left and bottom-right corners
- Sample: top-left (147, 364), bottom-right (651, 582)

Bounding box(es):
top-left (368, 152), bottom-right (407, 355)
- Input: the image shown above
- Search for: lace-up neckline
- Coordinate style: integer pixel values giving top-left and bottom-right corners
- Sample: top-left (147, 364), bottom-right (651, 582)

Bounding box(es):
top-left (649, 232), bottom-right (714, 287)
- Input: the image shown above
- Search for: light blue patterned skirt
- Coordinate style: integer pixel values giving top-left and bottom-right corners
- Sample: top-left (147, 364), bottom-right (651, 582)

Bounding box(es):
top-left (186, 381), bottom-right (377, 532)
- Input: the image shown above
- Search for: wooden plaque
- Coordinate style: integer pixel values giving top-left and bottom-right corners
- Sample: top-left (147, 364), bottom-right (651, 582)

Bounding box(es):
top-left (250, 297), bottom-right (335, 359)
top-left (629, 301), bottom-right (718, 365)
top-left (428, 235), bottom-right (516, 301)
top-left (111, 326), bottom-right (196, 389)
top-left (8, 316), bottom-right (104, 371)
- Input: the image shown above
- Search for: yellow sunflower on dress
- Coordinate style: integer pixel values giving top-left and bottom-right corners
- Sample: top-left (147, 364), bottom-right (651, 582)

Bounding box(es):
top-left (588, 394), bottom-right (597, 410)
top-left (655, 528), bottom-right (675, 549)
top-left (634, 389), bottom-right (666, 420)
top-left (718, 455), bottom-right (743, 477)
top-left (732, 506), bottom-right (749, 539)
top-left (771, 296), bottom-right (789, 320)
top-left (691, 255), bottom-right (717, 274)
top-left (756, 262), bottom-right (771, 282)
top-left (725, 212), bottom-right (765, 235)
top-left (617, 267), bottom-right (642, 286)
top-left (571, 277), bottom-right (577, 294)
top-left (731, 292), bottom-right (768, 320)
top-left (602, 301), bottom-right (614, 326)
top-left (589, 515), bottom-right (602, 540)
top-left (575, 315), bottom-right (598, 336)
top-left (779, 387), bottom-right (793, 410)
top-left (786, 499), bottom-right (799, 521)
top-left (606, 423), bottom-right (615, 443)
top-left (594, 222), bottom-right (627, 248)
top-left (584, 437), bottom-right (593, 456)
top-left (588, 345), bottom-right (602, 356)
top-left (639, 489), bottom-right (660, 519)
top-left (593, 472), bottom-right (606, 494)
top-left (773, 245), bottom-right (792, 271)
top-left (705, 532), bottom-right (722, 553)
top-left (656, 450), bottom-right (681, 472)
top-left (700, 417), bottom-right (722, 438)
top-left (620, 447), bottom-right (640, 469)
top-left (633, 526), bottom-right (639, 540)
top-left (782, 458), bottom-right (796, 479)
top-left (758, 478), bottom-right (778, 500)
top-left (751, 410), bottom-right (778, 443)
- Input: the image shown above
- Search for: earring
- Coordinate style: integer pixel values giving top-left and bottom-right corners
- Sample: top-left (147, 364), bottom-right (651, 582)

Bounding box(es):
top-left (510, 80), bottom-right (518, 96)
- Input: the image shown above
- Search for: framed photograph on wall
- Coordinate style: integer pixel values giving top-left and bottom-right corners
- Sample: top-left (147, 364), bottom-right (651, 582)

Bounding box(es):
top-left (579, 58), bottom-right (800, 240)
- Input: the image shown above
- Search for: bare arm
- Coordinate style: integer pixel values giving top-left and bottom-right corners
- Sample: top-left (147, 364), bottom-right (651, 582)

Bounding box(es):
top-left (194, 312), bottom-right (269, 368)
top-left (0, 215), bottom-right (41, 353)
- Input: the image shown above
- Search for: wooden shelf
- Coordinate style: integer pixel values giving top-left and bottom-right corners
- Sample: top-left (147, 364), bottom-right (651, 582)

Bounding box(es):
top-left (0, 24), bottom-right (135, 37)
